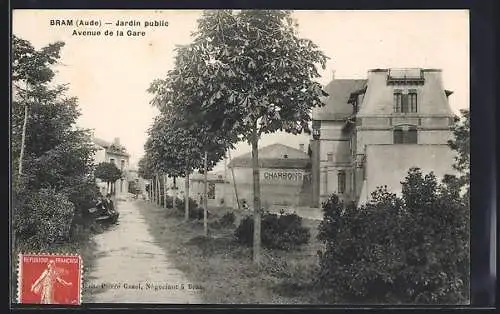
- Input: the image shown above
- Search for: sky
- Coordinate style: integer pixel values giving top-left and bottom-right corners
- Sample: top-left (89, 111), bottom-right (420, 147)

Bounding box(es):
top-left (12, 10), bottom-right (469, 170)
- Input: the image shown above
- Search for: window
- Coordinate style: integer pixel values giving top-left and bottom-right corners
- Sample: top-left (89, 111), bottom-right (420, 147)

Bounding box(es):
top-left (393, 126), bottom-right (418, 144)
top-left (109, 158), bottom-right (115, 165)
top-left (121, 160), bottom-right (125, 170)
top-left (208, 183), bottom-right (216, 199)
top-left (327, 153), bottom-right (333, 162)
top-left (283, 154), bottom-right (288, 159)
top-left (409, 91), bottom-right (418, 113)
top-left (395, 90), bottom-right (418, 113)
top-left (394, 91), bottom-right (403, 112)
top-left (338, 171), bottom-right (346, 194)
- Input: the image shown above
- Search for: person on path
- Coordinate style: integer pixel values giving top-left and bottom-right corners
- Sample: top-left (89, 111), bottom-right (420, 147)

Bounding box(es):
top-left (104, 193), bottom-right (116, 215)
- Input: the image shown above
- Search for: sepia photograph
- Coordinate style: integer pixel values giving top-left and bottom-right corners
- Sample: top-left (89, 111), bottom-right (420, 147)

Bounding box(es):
top-left (11, 9), bottom-right (471, 305)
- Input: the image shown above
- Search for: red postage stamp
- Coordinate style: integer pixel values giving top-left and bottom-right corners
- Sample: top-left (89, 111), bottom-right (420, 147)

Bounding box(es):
top-left (17, 253), bottom-right (82, 305)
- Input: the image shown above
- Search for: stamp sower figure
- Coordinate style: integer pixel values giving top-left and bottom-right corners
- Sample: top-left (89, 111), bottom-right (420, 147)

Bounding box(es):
top-left (31, 260), bottom-right (73, 304)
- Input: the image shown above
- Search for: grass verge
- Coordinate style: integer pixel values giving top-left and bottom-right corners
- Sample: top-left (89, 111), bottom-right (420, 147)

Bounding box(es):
top-left (137, 200), bottom-right (327, 304)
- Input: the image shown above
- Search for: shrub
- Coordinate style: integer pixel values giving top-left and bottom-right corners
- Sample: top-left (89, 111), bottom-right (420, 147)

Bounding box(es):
top-left (235, 211), bottom-right (310, 250)
top-left (220, 212), bottom-right (236, 226)
top-left (175, 197), bottom-right (198, 213)
top-left (209, 211), bottom-right (236, 229)
top-left (13, 188), bottom-right (75, 251)
top-left (317, 168), bottom-right (470, 304)
top-left (189, 207), bottom-right (209, 220)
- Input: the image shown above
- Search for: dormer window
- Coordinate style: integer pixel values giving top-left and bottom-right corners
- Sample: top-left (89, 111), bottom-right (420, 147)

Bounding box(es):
top-left (394, 90), bottom-right (418, 113)
top-left (283, 154), bottom-right (288, 159)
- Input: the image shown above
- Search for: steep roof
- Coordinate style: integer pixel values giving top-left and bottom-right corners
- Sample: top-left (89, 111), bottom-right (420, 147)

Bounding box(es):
top-left (92, 137), bottom-right (130, 157)
top-left (227, 143), bottom-right (310, 169)
top-left (93, 137), bottom-right (111, 148)
top-left (312, 79), bottom-right (367, 121)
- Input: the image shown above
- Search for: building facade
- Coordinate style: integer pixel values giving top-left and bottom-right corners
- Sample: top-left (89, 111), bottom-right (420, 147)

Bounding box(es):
top-left (310, 68), bottom-right (457, 207)
top-left (92, 137), bottom-right (131, 196)
top-left (226, 143), bottom-right (313, 209)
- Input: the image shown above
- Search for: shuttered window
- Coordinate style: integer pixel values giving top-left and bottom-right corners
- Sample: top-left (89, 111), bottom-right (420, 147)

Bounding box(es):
top-left (394, 126), bottom-right (418, 144)
top-left (338, 171), bottom-right (346, 194)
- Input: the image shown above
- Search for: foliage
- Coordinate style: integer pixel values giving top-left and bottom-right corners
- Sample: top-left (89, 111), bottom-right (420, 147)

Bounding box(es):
top-left (317, 168), bottom-right (469, 304)
top-left (94, 162), bottom-right (123, 183)
top-left (209, 211), bottom-right (236, 229)
top-left (151, 10), bottom-right (328, 259)
top-left (138, 154), bottom-right (155, 180)
top-left (235, 212), bottom-right (311, 250)
top-left (447, 109), bottom-right (470, 194)
top-left (160, 10), bottom-right (328, 139)
top-left (12, 36), bottom-right (100, 251)
top-left (13, 188), bottom-right (75, 251)
top-left (12, 35), bottom-right (65, 86)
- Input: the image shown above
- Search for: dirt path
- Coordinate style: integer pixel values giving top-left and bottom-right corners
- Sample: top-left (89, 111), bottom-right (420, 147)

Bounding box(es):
top-left (82, 199), bottom-right (202, 304)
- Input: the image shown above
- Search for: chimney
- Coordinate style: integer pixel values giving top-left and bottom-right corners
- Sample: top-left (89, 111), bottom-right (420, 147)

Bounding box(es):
top-left (299, 143), bottom-right (305, 152)
top-left (114, 137), bottom-right (120, 145)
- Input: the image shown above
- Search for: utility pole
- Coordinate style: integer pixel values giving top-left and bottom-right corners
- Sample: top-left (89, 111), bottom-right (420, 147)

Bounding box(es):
top-left (228, 150), bottom-right (241, 211)
top-left (203, 151), bottom-right (208, 237)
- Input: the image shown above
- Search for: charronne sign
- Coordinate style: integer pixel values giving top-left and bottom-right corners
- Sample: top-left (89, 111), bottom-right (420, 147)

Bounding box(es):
top-left (262, 171), bottom-right (311, 183)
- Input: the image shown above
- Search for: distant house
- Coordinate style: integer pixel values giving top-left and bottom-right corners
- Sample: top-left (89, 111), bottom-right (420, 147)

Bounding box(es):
top-left (92, 137), bottom-right (130, 196)
top-left (189, 172), bottom-right (230, 208)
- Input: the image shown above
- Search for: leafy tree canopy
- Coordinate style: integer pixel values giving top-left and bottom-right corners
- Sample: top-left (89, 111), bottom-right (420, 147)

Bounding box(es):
top-left (149, 9), bottom-right (329, 144)
top-left (94, 162), bottom-right (123, 183)
top-left (447, 109), bottom-right (470, 191)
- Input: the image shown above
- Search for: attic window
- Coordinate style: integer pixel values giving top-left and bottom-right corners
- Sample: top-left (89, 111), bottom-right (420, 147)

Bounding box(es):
top-left (387, 69), bottom-right (425, 85)
top-left (283, 154), bottom-right (288, 159)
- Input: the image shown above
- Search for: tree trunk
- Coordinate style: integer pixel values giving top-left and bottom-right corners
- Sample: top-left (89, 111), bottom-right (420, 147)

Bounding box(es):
top-left (18, 103), bottom-right (29, 175)
top-left (163, 175), bottom-right (167, 208)
top-left (223, 154), bottom-right (227, 209)
top-left (251, 129), bottom-right (261, 264)
top-left (156, 176), bottom-right (160, 206)
top-left (153, 175), bottom-right (156, 204)
top-left (172, 177), bottom-right (177, 209)
top-left (153, 177), bottom-right (156, 203)
top-left (185, 171), bottom-right (190, 222)
top-left (203, 151), bottom-right (208, 237)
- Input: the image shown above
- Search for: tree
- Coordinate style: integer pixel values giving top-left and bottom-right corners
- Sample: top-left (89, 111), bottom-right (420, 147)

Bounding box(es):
top-left (155, 10), bottom-right (328, 263)
top-left (12, 37), bottom-right (100, 251)
top-left (317, 168), bottom-right (469, 304)
top-left (447, 109), bottom-right (470, 194)
top-left (12, 35), bottom-right (65, 176)
top-left (94, 162), bottom-right (123, 195)
top-left (143, 113), bottom-right (228, 224)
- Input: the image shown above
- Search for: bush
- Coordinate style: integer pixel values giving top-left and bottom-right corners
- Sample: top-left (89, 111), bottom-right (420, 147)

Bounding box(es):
top-left (13, 188), bottom-right (75, 251)
top-left (317, 168), bottom-right (470, 304)
top-left (175, 196), bottom-right (198, 213)
top-left (209, 211), bottom-right (236, 229)
top-left (235, 211), bottom-right (310, 250)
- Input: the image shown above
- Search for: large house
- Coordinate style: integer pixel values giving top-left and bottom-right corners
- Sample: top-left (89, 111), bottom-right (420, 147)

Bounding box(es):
top-left (92, 137), bottom-right (130, 196)
top-left (310, 68), bottom-right (457, 206)
top-left (141, 68), bottom-right (459, 211)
